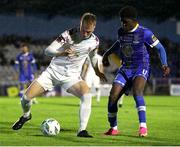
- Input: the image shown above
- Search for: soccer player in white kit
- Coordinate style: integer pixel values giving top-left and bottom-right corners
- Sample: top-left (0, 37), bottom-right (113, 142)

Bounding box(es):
top-left (12, 12), bottom-right (107, 138)
top-left (81, 54), bottom-right (103, 103)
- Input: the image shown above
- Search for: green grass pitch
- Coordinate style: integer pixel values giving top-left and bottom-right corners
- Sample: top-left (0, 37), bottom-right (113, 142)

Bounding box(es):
top-left (0, 95), bottom-right (180, 146)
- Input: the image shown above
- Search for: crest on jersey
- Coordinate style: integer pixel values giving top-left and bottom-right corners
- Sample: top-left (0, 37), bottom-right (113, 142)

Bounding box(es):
top-left (121, 44), bottom-right (134, 57)
top-left (152, 35), bottom-right (157, 42)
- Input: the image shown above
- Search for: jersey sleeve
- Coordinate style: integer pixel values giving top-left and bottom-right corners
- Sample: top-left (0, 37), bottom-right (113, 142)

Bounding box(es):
top-left (44, 30), bottom-right (69, 56)
top-left (93, 36), bottom-right (99, 50)
top-left (144, 28), bottom-right (159, 48)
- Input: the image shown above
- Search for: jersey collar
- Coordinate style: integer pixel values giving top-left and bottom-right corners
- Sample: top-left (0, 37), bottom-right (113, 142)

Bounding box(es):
top-left (129, 23), bottom-right (139, 32)
top-left (23, 52), bottom-right (29, 56)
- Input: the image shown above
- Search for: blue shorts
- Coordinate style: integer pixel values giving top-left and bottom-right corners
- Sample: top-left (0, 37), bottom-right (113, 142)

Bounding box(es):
top-left (114, 66), bottom-right (150, 87)
top-left (19, 74), bottom-right (34, 84)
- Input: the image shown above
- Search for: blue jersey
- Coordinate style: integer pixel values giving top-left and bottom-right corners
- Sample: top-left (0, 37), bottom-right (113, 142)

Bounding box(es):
top-left (112, 24), bottom-right (160, 88)
top-left (15, 52), bottom-right (37, 83)
top-left (117, 24), bottom-right (159, 69)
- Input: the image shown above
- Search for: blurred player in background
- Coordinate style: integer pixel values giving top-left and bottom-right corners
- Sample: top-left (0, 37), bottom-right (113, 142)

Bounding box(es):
top-left (103, 6), bottom-right (170, 137)
top-left (12, 12), bottom-right (107, 137)
top-left (14, 42), bottom-right (38, 104)
top-left (81, 54), bottom-right (103, 103)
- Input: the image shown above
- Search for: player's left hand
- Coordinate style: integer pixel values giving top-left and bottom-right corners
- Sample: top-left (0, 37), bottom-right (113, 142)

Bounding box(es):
top-left (162, 65), bottom-right (170, 77)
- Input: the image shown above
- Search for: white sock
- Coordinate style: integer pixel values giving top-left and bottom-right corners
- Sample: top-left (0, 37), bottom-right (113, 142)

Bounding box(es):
top-left (112, 126), bottom-right (118, 130)
top-left (79, 93), bottom-right (92, 132)
top-left (140, 123), bottom-right (147, 128)
top-left (21, 94), bottom-right (32, 118)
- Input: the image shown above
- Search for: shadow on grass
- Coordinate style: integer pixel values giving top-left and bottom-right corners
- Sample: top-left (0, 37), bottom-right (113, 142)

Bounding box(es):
top-left (113, 134), bottom-right (179, 146)
top-left (0, 121), bottom-right (40, 134)
top-left (31, 128), bottom-right (75, 136)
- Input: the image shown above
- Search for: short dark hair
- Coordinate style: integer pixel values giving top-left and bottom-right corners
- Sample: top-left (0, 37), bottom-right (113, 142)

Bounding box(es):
top-left (119, 6), bottom-right (138, 20)
top-left (19, 42), bottom-right (28, 48)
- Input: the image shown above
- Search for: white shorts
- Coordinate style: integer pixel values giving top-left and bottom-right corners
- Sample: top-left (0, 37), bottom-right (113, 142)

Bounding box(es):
top-left (36, 66), bottom-right (82, 91)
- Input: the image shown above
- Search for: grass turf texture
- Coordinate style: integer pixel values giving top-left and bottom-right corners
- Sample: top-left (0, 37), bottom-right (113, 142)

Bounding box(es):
top-left (0, 96), bottom-right (180, 146)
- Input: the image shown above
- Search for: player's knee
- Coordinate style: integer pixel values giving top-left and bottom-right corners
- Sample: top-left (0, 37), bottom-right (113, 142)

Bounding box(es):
top-left (21, 94), bottom-right (31, 101)
top-left (76, 88), bottom-right (90, 98)
top-left (83, 87), bottom-right (90, 94)
top-left (24, 90), bottom-right (35, 99)
top-left (109, 95), bottom-right (118, 103)
top-left (24, 94), bottom-right (33, 100)
top-left (68, 81), bottom-right (90, 97)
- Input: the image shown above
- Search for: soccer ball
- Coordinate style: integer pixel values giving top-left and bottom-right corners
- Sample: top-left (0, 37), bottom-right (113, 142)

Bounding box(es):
top-left (40, 118), bottom-right (60, 136)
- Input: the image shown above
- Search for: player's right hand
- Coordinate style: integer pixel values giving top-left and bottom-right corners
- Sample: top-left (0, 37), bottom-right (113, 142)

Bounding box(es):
top-left (64, 48), bottom-right (75, 57)
top-left (102, 54), bottom-right (110, 66)
top-left (162, 65), bottom-right (170, 77)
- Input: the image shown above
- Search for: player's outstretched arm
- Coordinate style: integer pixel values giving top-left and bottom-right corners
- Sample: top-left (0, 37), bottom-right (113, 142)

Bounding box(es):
top-left (45, 39), bottom-right (64, 57)
top-left (89, 49), bottom-right (107, 82)
top-left (155, 42), bottom-right (170, 77)
top-left (45, 40), bottom-right (75, 57)
top-left (94, 66), bottom-right (107, 82)
top-left (81, 58), bottom-right (89, 80)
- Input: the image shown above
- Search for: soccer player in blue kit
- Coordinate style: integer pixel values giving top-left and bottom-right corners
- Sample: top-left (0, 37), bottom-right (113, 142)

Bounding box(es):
top-left (15, 43), bottom-right (38, 103)
top-left (103, 6), bottom-right (170, 137)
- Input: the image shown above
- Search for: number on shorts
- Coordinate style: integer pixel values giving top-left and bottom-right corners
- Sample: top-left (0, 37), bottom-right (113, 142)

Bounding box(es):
top-left (142, 69), bottom-right (148, 76)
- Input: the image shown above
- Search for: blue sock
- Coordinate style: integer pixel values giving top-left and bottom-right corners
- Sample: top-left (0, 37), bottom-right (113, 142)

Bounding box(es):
top-left (108, 99), bottom-right (118, 127)
top-left (134, 95), bottom-right (146, 123)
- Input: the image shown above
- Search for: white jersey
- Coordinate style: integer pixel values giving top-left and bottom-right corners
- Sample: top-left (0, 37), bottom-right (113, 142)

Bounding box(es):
top-left (45, 27), bottom-right (99, 77)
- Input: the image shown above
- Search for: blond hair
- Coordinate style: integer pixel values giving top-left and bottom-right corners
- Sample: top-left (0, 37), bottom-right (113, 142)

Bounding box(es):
top-left (80, 12), bottom-right (96, 26)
